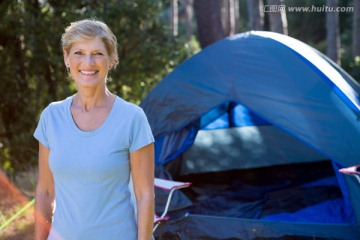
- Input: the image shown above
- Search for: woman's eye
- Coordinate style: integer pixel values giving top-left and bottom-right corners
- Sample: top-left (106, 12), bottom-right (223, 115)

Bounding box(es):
top-left (74, 51), bottom-right (83, 55)
top-left (94, 52), bottom-right (104, 56)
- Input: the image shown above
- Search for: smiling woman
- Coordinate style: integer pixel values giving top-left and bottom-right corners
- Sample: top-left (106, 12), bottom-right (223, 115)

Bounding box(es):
top-left (61, 20), bottom-right (119, 69)
top-left (33, 19), bottom-right (155, 240)
top-left (64, 37), bottom-right (112, 91)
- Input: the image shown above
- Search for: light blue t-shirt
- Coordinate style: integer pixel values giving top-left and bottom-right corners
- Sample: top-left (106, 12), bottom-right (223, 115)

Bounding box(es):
top-left (34, 96), bottom-right (154, 240)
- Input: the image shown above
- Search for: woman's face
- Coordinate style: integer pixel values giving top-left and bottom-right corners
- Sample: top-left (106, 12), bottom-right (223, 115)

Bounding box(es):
top-left (64, 36), bottom-right (112, 89)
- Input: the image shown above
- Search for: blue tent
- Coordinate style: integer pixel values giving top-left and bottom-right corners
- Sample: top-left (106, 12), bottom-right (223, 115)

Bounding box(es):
top-left (141, 31), bottom-right (360, 239)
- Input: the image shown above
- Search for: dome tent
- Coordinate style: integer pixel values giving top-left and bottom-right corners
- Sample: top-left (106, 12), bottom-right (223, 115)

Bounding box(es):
top-left (141, 31), bottom-right (360, 239)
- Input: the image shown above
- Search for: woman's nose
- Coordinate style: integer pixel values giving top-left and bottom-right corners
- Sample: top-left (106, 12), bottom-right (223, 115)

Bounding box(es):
top-left (84, 54), bottom-right (95, 65)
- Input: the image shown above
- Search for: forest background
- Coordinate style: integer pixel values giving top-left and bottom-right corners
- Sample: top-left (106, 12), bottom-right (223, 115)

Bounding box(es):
top-left (1, 0), bottom-right (360, 181)
top-left (0, 0), bottom-right (360, 238)
top-left (0, 0), bottom-right (360, 178)
top-left (0, 0), bottom-right (360, 176)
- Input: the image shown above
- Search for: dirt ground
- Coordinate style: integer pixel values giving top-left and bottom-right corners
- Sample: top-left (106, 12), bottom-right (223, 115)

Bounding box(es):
top-left (0, 168), bottom-right (36, 240)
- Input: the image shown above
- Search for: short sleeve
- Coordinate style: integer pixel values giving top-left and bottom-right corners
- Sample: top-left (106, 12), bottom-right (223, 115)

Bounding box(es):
top-left (34, 107), bottom-right (50, 148)
top-left (129, 108), bottom-right (155, 153)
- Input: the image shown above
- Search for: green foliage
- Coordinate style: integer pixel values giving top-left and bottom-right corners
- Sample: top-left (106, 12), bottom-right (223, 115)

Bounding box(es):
top-left (285, 0), bottom-right (327, 43)
top-left (284, 0), bottom-right (360, 83)
top-left (341, 54), bottom-right (360, 83)
top-left (1, 0), bottom-right (358, 173)
top-left (0, 0), bottom-right (196, 172)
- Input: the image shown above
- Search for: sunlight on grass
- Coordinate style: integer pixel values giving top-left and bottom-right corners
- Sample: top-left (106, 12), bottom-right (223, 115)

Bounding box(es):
top-left (0, 168), bottom-right (36, 239)
top-left (0, 203), bottom-right (34, 240)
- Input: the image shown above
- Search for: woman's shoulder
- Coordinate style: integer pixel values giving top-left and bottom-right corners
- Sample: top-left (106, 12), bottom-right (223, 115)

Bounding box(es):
top-left (116, 96), bottom-right (143, 114)
top-left (42, 96), bottom-right (72, 114)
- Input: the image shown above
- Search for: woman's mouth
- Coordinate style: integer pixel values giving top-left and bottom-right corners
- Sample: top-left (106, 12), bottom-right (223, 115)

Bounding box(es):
top-left (80, 70), bottom-right (98, 75)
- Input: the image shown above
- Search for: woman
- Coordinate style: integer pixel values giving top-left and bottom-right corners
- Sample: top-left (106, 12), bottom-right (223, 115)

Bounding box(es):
top-left (34, 19), bottom-right (155, 240)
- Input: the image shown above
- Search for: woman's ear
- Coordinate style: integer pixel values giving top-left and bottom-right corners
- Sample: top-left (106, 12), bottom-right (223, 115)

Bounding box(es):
top-left (109, 61), bottom-right (114, 70)
top-left (63, 49), bottom-right (69, 67)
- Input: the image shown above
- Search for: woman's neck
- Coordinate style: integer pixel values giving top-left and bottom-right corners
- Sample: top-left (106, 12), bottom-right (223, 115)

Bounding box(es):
top-left (73, 88), bottom-right (114, 112)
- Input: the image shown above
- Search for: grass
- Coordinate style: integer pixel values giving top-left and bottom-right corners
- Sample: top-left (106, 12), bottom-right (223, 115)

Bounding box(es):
top-left (0, 204), bottom-right (35, 240)
top-left (0, 168), bottom-right (36, 240)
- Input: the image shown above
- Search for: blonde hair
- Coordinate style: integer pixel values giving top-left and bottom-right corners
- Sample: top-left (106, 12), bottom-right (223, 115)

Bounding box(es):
top-left (61, 19), bottom-right (119, 69)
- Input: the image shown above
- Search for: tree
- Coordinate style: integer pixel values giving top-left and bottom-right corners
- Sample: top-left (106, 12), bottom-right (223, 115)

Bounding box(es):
top-left (170, 0), bottom-right (178, 36)
top-left (353, 0), bottom-right (360, 57)
top-left (181, 0), bottom-right (194, 40)
top-left (268, 0), bottom-right (288, 35)
top-left (0, 0), bottom-right (63, 173)
top-left (234, 0), bottom-right (240, 32)
top-left (222, 0), bottom-right (236, 36)
top-left (246, 0), bottom-right (264, 30)
top-left (193, 0), bottom-right (226, 48)
top-left (326, 0), bottom-right (340, 64)
top-left (0, 0), bottom-right (194, 173)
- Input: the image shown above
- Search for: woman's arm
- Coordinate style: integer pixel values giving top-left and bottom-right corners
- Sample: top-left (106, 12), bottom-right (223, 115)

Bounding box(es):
top-left (130, 143), bottom-right (155, 240)
top-left (34, 142), bottom-right (55, 240)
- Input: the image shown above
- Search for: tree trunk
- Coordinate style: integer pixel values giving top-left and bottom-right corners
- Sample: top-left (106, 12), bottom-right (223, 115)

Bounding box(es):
top-left (222, 0), bottom-right (236, 36)
top-left (170, 0), bottom-right (178, 36)
top-left (234, 0), bottom-right (240, 32)
top-left (182, 0), bottom-right (193, 40)
top-left (326, 0), bottom-right (340, 64)
top-left (194, 0), bottom-right (226, 48)
top-left (268, 0), bottom-right (288, 35)
top-left (353, 0), bottom-right (360, 57)
top-left (246, 0), bottom-right (264, 30)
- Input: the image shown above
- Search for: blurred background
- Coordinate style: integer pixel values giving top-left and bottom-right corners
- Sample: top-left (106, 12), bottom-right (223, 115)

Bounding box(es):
top-left (0, 0), bottom-right (359, 238)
